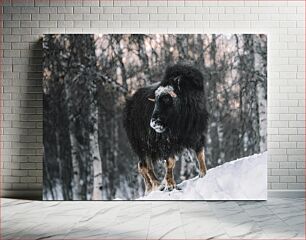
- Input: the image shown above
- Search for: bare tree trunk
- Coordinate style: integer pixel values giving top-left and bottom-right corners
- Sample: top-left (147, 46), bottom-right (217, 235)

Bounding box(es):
top-left (64, 74), bottom-right (82, 200)
top-left (209, 34), bottom-right (221, 166)
top-left (43, 156), bottom-right (55, 200)
top-left (55, 131), bottom-right (65, 199)
top-left (90, 106), bottom-right (103, 200)
top-left (177, 34), bottom-right (188, 61)
top-left (254, 35), bottom-right (267, 152)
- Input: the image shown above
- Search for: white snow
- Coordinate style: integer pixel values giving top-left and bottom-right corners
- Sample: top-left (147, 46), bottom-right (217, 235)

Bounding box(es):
top-left (137, 152), bottom-right (267, 200)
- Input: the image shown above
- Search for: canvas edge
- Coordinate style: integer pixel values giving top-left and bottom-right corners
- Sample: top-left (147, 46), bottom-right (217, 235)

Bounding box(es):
top-left (1, 190), bottom-right (304, 200)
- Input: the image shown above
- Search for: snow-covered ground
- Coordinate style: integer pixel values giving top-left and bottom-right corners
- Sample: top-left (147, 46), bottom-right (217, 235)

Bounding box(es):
top-left (138, 152), bottom-right (267, 200)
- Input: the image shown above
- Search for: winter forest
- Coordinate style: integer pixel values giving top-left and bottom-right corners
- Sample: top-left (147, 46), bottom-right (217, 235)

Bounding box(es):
top-left (43, 34), bottom-right (267, 200)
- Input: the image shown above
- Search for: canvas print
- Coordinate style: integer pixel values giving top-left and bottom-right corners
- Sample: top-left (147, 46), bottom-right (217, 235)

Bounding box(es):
top-left (43, 34), bottom-right (267, 200)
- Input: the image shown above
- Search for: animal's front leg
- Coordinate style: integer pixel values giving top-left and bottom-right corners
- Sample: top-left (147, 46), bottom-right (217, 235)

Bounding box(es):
top-left (196, 147), bottom-right (207, 178)
top-left (138, 161), bottom-right (153, 194)
top-left (160, 156), bottom-right (176, 191)
top-left (146, 160), bottom-right (160, 191)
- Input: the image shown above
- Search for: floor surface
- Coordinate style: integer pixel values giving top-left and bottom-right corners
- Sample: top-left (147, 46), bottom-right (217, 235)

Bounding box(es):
top-left (2, 197), bottom-right (305, 239)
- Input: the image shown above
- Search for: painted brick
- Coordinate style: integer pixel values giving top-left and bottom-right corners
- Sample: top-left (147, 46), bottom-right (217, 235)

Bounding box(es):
top-left (288, 183), bottom-right (305, 189)
top-left (99, 14), bottom-right (113, 20)
top-left (107, 20), bottom-right (121, 28)
top-left (272, 183), bottom-right (288, 189)
top-left (130, 14), bottom-right (149, 21)
top-left (177, 7), bottom-right (196, 14)
top-left (131, 0), bottom-right (148, 7)
top-left (139, 20), bottom-right (158, 28)
top-left (20, 21), bottom-right (39, 28)
top-left (74, 7), bottom-right (90, 14)
top-left (202, 14), bottom-right (219, 21)
top-left (86, 14), bottom-right (100, 20)
top-left (90, 7), bottom-right (104, 13)
top-left (114, 14), bottom-right (130, 21)
top-left (148, 1), bottom-right (167, 7)
top-left (272, 169), bottom-right (289, 176)
top-left (74, 21), bottom-right (90, 28)
top-left (121, 21), bottom-right (139, 28)
top-left (12, 14), bottom-right (31, 20)
top-left (210, 21), bottom-right (235, 28)
top-left (184, 14), bottom-right (203, 21)
top-left (158, 7), bottom-right (176, 14)
top-left (65, 14), bottom-right (83, 20)
top-left (279, 7), bottom-right (297, 14)
top-left (11, 28), bottom-right (31, 35)
top-left (39, 7), bottom-right (57, 14)
top-left (138, 7), bottom-right (157, 14)
top-left (90, 21), bottom-right (108, 28)
top-left (64, 0), bottom-right (82, 7)
top-left (268, 176), bottom-right (279, 183)
top-left (297, 176), bottom-right (305, 182)
top-left (4, 6), bottom-right (21, 13)
top-left (58, 21), bottom-right (73, 28)
top-left (103, 7), bottom-right (121, 14)
top-left (195, 8), bottom-right (209, 14)
top-left (150, 14), bottom-right (168, 21)
top-left (32, 14), bottom-right (50, 20)
top-left (210, 7), bottom-right (225, 13)
top-left (57, 7), bottom-right (73, 14)
top-left (289, 169), bottom-right (304, 176)
top-left (168, 14), bottom-right (184, 21)
top-left (251, 7), bottom-right (279, 14)
top-left (12, 170), bottom-right (28, 177)
top-left (31, 28), bottom-right (49, 35)
top-left (121, 7), bottom-right (138, 14)
top-left (50, 14), bottom-right (65, 21)
top-left (219, 13), bottom-right (244, 20)
top-left (35, 0), bottom-right (49, 6)
top-left (280, 162), bottom-right (296, 169)
top-left (82, 0), bottom-right (99, 7)
top-left (234, 7), bottom-right (251, 13)
top-left (280, 176), bottom-right (296, 183)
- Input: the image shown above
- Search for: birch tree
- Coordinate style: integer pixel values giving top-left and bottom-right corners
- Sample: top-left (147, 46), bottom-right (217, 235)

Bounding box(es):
top-left (87, 75), bottom-right (103, 200)
top-left (254, 35), bottom-right (267, 152)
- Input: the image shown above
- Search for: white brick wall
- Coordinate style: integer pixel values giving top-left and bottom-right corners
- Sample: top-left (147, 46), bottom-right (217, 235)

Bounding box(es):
top-left (1, 0), bottom-right (305, 197)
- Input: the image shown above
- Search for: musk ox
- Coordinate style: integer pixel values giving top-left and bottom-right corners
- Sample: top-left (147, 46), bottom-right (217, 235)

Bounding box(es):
top-left (123, 64), bottom-right (209, 194)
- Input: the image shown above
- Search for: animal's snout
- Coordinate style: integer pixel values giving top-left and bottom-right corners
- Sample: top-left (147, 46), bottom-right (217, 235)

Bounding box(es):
top-left (151, 117), bottom-right (162, 125)
top-left (150, 118), bottom-right (165, 133)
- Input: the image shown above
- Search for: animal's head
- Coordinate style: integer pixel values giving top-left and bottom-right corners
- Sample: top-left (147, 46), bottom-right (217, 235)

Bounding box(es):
top-left (149, 85), bottom-right (178, 133)
top-left (149, 64), bottom-right (204, 134)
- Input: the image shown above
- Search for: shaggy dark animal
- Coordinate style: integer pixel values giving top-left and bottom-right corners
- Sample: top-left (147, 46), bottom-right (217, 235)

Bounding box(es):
top-left (123, 64), bottom-right (209, 193)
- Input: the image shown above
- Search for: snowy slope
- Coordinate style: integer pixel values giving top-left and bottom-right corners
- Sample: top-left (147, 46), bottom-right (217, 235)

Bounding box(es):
top-left (138, 152), bottom-right (267, 200)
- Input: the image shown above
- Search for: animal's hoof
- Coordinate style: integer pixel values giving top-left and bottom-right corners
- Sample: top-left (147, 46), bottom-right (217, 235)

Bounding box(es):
top-left (159, 184), bottom-right (176, 192)
top-left (167, 185), bottom-right (175, 191)
top-left (144, 185), bottom-right (154, 195)
top-left (151, 183), bottom-right (161, 192)
top-left (198, 171), bottom-right (206, 178)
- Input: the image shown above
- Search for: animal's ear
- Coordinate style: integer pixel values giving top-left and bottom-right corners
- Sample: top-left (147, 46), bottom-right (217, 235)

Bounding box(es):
top-left (148, 98), bottom-right (155, 102)
top-left (173, 76), bottom-right (181, 91)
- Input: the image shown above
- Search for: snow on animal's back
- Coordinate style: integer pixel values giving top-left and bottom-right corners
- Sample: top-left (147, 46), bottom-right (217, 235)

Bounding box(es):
top-left (137, 152), bottom-right (267, 200)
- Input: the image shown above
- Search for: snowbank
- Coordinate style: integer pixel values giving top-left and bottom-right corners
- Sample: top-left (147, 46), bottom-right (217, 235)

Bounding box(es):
top-left (138, 152), bottom-right (267, 200)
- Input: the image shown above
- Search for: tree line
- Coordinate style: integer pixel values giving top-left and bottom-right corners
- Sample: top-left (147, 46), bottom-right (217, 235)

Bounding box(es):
top-left (43, 34), bottom-right (267, 200)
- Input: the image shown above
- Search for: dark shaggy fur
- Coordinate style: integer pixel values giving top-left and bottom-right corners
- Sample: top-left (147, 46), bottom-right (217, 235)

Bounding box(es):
top-left (123, 64), bottom-right (208, 163)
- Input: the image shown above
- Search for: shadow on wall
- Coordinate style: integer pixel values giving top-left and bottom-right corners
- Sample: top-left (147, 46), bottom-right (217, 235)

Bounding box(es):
top-left (9, 38), bottom-right (44, 200)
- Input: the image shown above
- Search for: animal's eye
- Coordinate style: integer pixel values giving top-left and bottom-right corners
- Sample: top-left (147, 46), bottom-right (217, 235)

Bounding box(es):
top-left (161, 95), bottom-right (172, 104)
